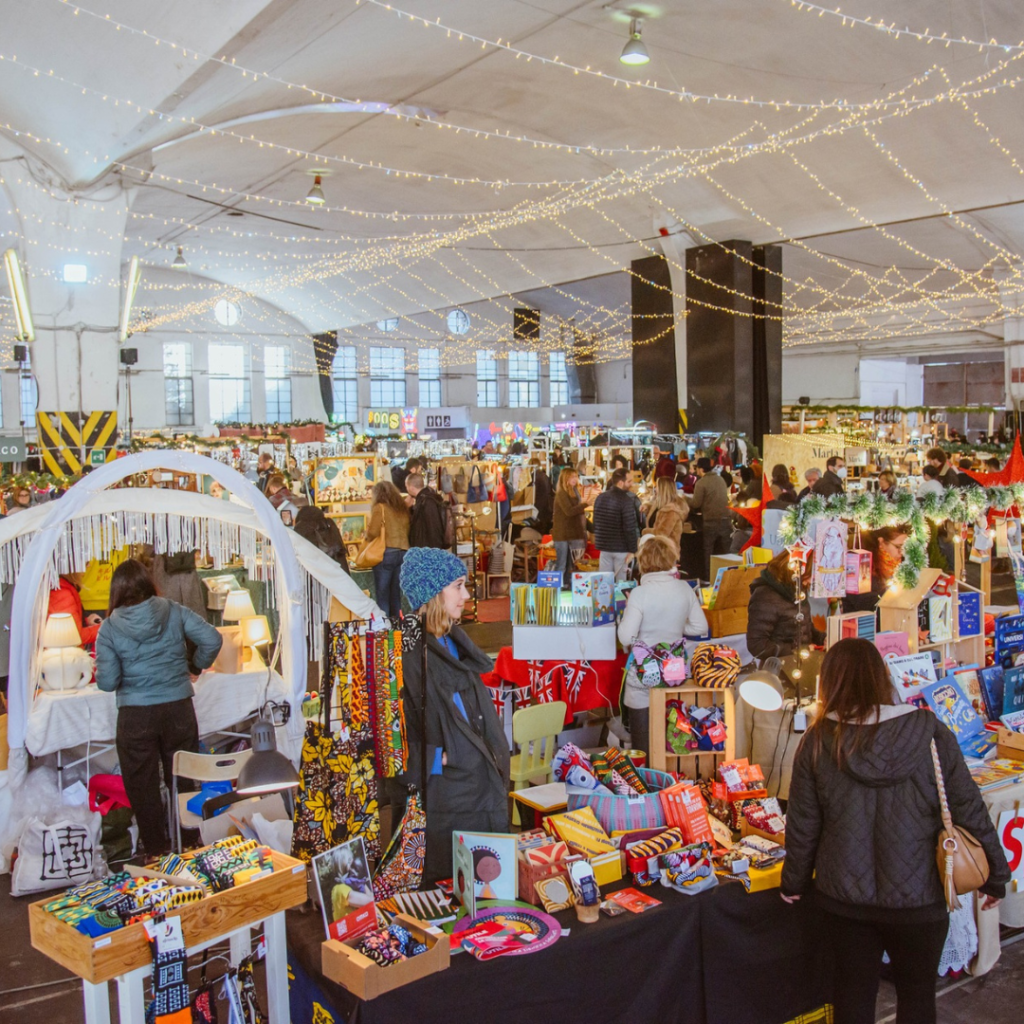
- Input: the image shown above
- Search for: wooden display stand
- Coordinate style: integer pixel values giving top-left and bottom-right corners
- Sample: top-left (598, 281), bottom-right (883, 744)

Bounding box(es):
top-left (648, 685), bottom-right (737, 781)
top-left (705, 567), bottom-right (761, 638)
top-left (29, 851), bottom-right (307, 1024)
top-left (321, 913), bottom-right (450, 1000)
top-left (996, 727), bottom-right (1024, 760)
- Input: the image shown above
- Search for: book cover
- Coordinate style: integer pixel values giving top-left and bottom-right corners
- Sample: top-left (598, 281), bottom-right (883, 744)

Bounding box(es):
top-left (607, 887), bottom-right (662, 913)
top-left (995, 615), bottom-right (1024, 669)
top-left (952, 667), bottom-right (987, 721)
top-left (928, 596), bottom-right (954, 644)
top-left (1001, 709), bottom-right (1024, 733)
top-left (453, 831), bottom-right (518, 902)
top-left (452, 833), bottom-right (476, 918)
top-left (887, 653), bottom-right (938, 702)
top-left (922, 680), bottom-right (991, 757)
top-left (1004, 666), bottom-right (1024, 717)
top-left (968, 761), bottom-right (1024, 791)
top-left (958, 590), bottom-right (982, 638)
top-left (874, 631), bottom-right (910, 660)
top-left (979, 666), bottom-right (1006, 723)
top-left (313, 838), bottom-right (376, 943)
top-left (811, 519), bottom-right (847, 600)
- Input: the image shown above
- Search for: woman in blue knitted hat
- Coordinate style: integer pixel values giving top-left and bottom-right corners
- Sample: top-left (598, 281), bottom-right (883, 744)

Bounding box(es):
top-left (399, 547), bottom-right (510, 883)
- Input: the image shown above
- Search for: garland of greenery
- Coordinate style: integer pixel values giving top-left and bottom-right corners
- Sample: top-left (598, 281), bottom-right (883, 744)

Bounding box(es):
top-left (778, 485), bottom-right (1015, 589)
top-left (784, 404), bottom-right (1002, 416)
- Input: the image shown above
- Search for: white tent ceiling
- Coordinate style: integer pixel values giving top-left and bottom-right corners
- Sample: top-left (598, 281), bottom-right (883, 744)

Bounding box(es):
top-left (3, 0), bottom-right (1024, 354)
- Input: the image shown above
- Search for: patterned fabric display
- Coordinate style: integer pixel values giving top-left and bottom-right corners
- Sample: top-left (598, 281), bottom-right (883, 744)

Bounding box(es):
top-left (147, 941), bottom-right (190, 1024)
top-left (689, 644), bottom-right (741, 689)
top-left (372, 792), bottom-right (426, 901)
top-left (367, 630), bottom-right (408, 778)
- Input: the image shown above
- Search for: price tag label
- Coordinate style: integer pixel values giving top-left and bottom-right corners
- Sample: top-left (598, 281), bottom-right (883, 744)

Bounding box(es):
top-left (708, 723), bottom-right (727, 744)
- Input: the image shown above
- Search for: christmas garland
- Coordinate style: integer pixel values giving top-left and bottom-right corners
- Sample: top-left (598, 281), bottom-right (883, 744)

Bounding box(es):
top-left (778, 484), bottom-right (1015, 589)
top-left (783, 404), bottom-right (1002, 416)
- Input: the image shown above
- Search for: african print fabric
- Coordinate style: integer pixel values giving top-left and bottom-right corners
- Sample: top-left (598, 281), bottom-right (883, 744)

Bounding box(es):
top-left (371, 791), bottom-right (426, 901)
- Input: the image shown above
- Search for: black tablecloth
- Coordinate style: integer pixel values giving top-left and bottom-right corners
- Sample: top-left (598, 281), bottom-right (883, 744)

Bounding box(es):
top-left (286, 882), bottom-right (832, 1024)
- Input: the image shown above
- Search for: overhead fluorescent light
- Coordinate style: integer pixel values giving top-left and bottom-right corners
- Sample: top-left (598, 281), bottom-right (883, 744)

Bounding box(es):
top-left (3, 249), bottom-right (34, 343)
top-left (62, 263), bottom-right (88, 283)
top-left (119, 256), bottom-right (143, 342)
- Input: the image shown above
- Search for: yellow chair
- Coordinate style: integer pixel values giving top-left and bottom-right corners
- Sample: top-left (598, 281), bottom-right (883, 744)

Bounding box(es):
top-left (171, 748), bottom-right (252, 853)
top-left (508, 701), bottom-right (567, 825)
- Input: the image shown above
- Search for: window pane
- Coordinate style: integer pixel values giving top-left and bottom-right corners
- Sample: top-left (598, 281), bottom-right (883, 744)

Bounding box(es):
top-left (418, 348), bottom-right (440, 377)
top-left (20, 371), bottom-right (37, 426)
top-left (163, 342), bottom-right (192, 377)
top-left (476, 350), bottom-right (498, 407)
top-left (209, 343), bottom-right (246, 378)
top-left (549, 352), bottom-right (567, 381)
top-left (370, 346), bottom-right (405, 406)
top-left (266, 378), bottom-right (292, 422)
top-left (550, 380), bottom-right (569, 405)
top-left (165, 379), bottom-right (194, 426)
top-left (419, 379), bottom-right (441, 406)
top-left (371, 378), bottom-right (406, 406)
top-left (333, 345), bottom-right (357, 376)
top-left (332, 378), bottom-right (358, 424)
top-left (265, 345), bottom-right (290, 379)
top-left (209, 379), bottom-right (251, 423)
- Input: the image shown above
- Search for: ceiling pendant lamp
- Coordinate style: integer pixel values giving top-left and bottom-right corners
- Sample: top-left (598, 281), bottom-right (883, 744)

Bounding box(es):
top-left (306, 174), bottom-right (326, 205)
top-left (620, 17), bottom-right (650, 65)
top-left (171, 245), bottom-right (187, 269)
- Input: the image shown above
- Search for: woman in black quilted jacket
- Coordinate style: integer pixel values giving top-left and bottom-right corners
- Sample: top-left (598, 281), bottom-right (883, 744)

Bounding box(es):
top-left (781, 638), bottom-right (1009, 1024)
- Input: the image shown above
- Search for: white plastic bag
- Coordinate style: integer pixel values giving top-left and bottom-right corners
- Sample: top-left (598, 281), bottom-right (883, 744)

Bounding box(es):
top-left (11, 810), bottom-right (104, 896)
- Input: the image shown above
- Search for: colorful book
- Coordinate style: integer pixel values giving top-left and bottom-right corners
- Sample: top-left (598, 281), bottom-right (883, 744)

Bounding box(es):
top-left (921, 680), bottom-right (995, 758)
top-left (951, 667), bottom-right (987, 721)
top-left (607, 887), bottom-right (662, 913)
top-left (958, 590), bottom-right (982, 638)
top-left (546, 806), bottom-right (617, 857)
top-left (995, 615), bottom-right (1024, 669)
top-left (979, 666), bottom-right (1006, 723)
top-left (874, 631), bottom-right (910, 661)
top-left (453, 831), bottom-right (518, 902)
top-left (928, 596), bottom-right (954, 643)
top-left (1004, 665), bottom-right (1024, 717)
top-left (1001, 709), bottom-right (1024, 733)
top-left (968, 760), bottom-right (1024, 791)
top-left (452, 833), bottom-right (477, 919)
top-left (887, 653), bottom-right (938, 703)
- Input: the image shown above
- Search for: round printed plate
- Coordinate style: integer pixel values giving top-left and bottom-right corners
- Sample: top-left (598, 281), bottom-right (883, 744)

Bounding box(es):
top-left (452, 904), bottom-right (561, 956)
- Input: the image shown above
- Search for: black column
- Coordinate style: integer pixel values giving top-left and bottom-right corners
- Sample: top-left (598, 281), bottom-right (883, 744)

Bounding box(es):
top-left (631, 254), bottom-right (680, 432)
top-left (311, 331), bottom-right (338, 420)
top-left (684, 241), bottom-right (782, 446)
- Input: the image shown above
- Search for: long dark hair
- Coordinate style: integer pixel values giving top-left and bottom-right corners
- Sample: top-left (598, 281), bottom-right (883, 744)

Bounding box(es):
top-left (805, 638), bottom-right (895, 766)
top-left (371, 480), bottom-right (409, 516)
top-left (108, 558), bottom-right (157, 613)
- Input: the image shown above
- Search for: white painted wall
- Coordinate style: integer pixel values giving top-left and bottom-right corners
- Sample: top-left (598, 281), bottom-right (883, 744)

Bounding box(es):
top-left (859, 358), bottom-right (924, 407)
top-left (782, 350), bottom-right (860, 404)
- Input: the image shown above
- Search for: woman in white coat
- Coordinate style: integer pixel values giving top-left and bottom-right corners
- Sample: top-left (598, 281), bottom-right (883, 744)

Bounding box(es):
top-left (616, 535), bottom-right (708, 758)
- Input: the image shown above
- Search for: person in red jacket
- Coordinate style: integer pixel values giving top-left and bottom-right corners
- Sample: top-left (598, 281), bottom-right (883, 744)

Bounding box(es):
top-left (48, 577), bottom-right (100, 646)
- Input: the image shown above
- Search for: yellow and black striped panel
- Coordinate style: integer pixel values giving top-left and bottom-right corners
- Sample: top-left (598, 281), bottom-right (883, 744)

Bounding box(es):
top-left (36, 411), bottom-right (119, 476)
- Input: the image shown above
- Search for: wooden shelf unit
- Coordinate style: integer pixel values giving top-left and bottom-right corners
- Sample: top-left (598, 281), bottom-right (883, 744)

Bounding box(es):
top-left (648, 685), bottom-right (737, 780)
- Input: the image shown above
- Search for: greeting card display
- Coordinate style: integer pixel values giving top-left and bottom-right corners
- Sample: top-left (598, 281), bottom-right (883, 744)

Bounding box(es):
top-left (886, 653), bottom-right (938, 703)
top-left (921, 681), bottom-right (995, 758)
top-left (453, 831), bottom-right (518, 902)
top-left (571, 572), bottom-right (616, 626)
top-left (979, 666), bottom-right (1006, 723)
top-left (313, 838), bottom-right (376, 943)
top-left (845, 549), bottom-right (873, 595)
top-left (811, 519), bottom-right (848, 600)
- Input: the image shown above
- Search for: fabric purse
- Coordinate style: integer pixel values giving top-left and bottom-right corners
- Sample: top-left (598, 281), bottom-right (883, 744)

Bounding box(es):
top-left (689, 643), bottom-right (741, 689)
top-left (440, 467), bottom-right (454, 495)
top-left (931, 740), bottom-right (989, 911)
top-left (353, 508), bottom-right (386, 569)
top-left (467, 465), bottom-right (488, 503)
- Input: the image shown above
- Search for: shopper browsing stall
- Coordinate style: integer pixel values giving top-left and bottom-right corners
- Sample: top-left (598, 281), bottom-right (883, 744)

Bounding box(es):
top-left (366, 481), bottom-right (411, 617)
top-left (782, 639), bottom-right (1009, 1024)
top-left (746, 548), bottom-right (823, 659)
top-left (617, 536), bottom-right (708, 758)
top-left (551, 467), bottom-right (588, 586)
top-left (811, 456), bottom-right (846, 497)
top-left (399, 548), bottom-right (510, 883)
top-left (688, 458), bottom-right (731, 580)
top-left (95, 559), bottom-right (223, 857)
top-left (641, 477), bottom-right (689, 551)
top-left (592, 468), bottom-right (640, 581)
top-left (406, 473), bottom-right (450, 549)
top-left (841, 525), bottom-right (910, 613)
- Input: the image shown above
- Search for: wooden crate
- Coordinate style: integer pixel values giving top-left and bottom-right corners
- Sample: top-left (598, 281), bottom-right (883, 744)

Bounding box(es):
top-left (648, 685), bottom-right (736, 780)
top-left (997, 727), bottom-right (1024, 760)
top-left (322, 913), bottom-right (449, 1000)
top-left (29, 850), bottom-right (308, 984)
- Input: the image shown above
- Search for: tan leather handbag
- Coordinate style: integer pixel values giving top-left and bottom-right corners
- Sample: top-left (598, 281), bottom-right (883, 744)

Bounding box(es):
top-left (353, 509), bottom-right (386, 569)
top-left (931, 739), bottom-right (989, 911)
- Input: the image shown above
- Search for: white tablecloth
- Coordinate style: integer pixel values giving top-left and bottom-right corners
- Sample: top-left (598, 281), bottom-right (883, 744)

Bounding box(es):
top-left (26, 659), bottom-right (300, 759)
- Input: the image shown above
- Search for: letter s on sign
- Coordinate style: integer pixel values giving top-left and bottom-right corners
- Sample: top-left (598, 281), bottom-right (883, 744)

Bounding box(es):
top-left (1001, 814), bottom-right (1024, 872)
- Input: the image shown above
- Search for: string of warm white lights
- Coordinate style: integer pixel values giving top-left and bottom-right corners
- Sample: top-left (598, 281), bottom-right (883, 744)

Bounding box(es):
top-left (784, 0), bottom-right (1024, 53)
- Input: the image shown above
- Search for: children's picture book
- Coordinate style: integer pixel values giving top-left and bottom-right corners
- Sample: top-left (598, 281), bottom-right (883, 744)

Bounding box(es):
top-left (958, 590), bottom-right (983, 638)
top-left (1003, 665), bottom-right (1024, 717)
top-left (874, 631), bottom-right (910, 661)
top-left (312, 838), bottom-right (376, 942)
top-left (1000, 709), bottom-right (1024, 734)
top-left (887, 653), bottom-right (938, 702)
top-left (979, 666), bottom-right (1006, 723)
top-left (921, 680), bottom-right (995, 758)
top-left (927, 596), bottom-right (954, 644)
top-left (951, 667), bottom-right (987, 721)
top-left (452, 833), bottom-right (476, 919)
top-left (969, 760), bottom-right (1024, 791)
top-left (452, 831), bottom-right (518, 902)
top-left (995, 615), bottom-right (1024, 669)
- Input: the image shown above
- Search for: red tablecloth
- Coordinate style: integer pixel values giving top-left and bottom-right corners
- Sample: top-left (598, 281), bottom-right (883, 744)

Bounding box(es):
top-left (486, 645), bottom-right (626, 722)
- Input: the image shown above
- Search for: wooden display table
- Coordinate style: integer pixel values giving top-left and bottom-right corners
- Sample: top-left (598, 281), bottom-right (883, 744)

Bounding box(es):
top-left (29, 850), bottom-right (307, 1024)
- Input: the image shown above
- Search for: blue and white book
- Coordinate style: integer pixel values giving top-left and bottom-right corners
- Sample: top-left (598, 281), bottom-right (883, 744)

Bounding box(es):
top-left (921, 680), bottom-right (996, 758)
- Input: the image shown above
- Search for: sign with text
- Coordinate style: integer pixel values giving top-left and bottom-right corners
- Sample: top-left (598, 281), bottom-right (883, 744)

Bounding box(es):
top-left (365, 408), bottom-right (417, 433)
top-left (418, 407), bottom-right (469, 432)
top-left (0, 437), bottom-right (26, 462)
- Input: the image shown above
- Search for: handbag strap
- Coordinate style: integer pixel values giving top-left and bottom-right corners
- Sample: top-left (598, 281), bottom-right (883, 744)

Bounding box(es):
top-left (930, 739), bottom-right (954, 834)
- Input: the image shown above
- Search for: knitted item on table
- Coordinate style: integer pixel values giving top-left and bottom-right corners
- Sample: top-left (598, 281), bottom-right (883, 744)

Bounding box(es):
top-left (601, 749), bottom-right (648, 794)
top-left (146, 943), bottom-right (190, 1024)
top-left (552, 743), bottom-right (597, 786)
top-left (399, 547), bottom-right (468, 611)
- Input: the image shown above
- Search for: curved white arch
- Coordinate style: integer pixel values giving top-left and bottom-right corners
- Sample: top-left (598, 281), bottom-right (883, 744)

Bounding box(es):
top-left (7, 450), bottom-right (306, 752)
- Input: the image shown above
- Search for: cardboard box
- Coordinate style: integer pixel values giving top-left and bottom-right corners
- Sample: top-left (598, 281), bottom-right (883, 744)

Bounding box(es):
top-left (740, 820), bottom-right (786, 847)
top-left (709, 554), bottom-right (743, 580)
top-left (321, 913), bottom-right (449, 1001)
top-left (588, 849), bottom-right (624, 888)
top-left (198, 792), bottom-right (288, 846)
top-left (996, 727), bottom-right (1024, 760)
top-left (704, 566), bottom-right (761, 638)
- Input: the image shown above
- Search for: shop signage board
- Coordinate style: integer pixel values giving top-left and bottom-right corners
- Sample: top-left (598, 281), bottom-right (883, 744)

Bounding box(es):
top-left (418, 407), bottom-right (469, 431)
top-left (997, 809), bottom-right (1024, 887)
top-left (365, 409), bottom-right (417, 432)
top-left (0, 437), bottom-right (26, 462)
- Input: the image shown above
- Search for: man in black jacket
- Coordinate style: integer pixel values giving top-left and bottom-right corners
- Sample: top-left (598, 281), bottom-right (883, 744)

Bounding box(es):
top-left (406, 474), bottom-right (449, 549)
top-left (592, 468), bottom-right (638, 581)
top-left (812, 456), bottom-right (846, 497)
top-left (391, 457), bottom-right (423, 495)
top-left (956, 457), bottom-right (976, 488)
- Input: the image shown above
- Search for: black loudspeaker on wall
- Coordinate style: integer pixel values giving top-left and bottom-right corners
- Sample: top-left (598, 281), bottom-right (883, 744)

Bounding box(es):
top-left (13, 345), bottom-right (27, 363)
top-left (120, 348), bottom-right (138, 365)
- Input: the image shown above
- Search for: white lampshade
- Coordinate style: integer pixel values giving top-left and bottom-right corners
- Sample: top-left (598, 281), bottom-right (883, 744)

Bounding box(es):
top-left (43, 613), bottom-right (81, 649)
top-left (222, 591), bottom-right (257, 622)
top-left (240, 615), bottom-right (271, 647)
top-left (739, 675), bottom-right (784, 713)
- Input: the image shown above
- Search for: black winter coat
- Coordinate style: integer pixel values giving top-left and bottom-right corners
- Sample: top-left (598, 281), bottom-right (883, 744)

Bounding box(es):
top-left (400, 625), bottom-right (510, 883)
top-left (592, 487), bottom-right (639, 554)
top-left (532, 470), bottom-right (554, 533)
top-left (745, 572), bottom-right (821, 659)
top-left (782, 706), bottom-right (1010, 918)
top-left (409, 487), bottom-right (449, 549)
top-left (811, 470), bottom-right (845, 498)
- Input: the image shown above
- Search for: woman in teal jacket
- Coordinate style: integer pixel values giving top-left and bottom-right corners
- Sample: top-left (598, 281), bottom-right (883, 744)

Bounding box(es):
top-left (96, 558), bottom-right (222, 855)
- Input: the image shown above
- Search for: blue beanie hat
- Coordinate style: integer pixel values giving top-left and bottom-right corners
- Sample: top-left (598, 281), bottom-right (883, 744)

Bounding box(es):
top-left (400, 547), bottom-right (468, 611)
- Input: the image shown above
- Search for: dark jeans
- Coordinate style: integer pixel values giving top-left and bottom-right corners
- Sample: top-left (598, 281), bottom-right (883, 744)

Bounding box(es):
top-left (626, 706), bottom-right (650, 760)
top-left (373, 547), bottom-right (406, 618)
top-left (824, 910), bottom-right (949, 1024)
top-left (116, 697), bottom-right (199, 856)
top-left (701, 518), bottom-right (733, 581)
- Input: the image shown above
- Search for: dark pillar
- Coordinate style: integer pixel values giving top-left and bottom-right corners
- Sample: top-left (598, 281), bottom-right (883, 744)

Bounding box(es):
top-left (685, 241), bottom-right (782, 447)
top-left (631, 254), bottom-right (680, 432)
top-left (311, 331), bottom-right (338, 419)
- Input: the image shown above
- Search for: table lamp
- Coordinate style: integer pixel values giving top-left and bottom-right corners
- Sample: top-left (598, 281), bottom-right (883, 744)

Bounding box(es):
top-left (236, 716), bottom-right (300, 795)
top-left (40, 613), bottom-right (93, 691)
top-left (239, 614), bottom-right (271, 665)
top-left (223, 591), bottom-right (257, 624)
top-left (738, 657), bottom-right (785, 712)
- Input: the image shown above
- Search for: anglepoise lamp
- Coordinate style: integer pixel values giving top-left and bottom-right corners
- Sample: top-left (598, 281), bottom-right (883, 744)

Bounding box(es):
top-left (39, 613), bottom-right (93, 691)
top-left (738, 657), bottom-right (786, 712)
top-left (236, 716), bottom-right (300, 796)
